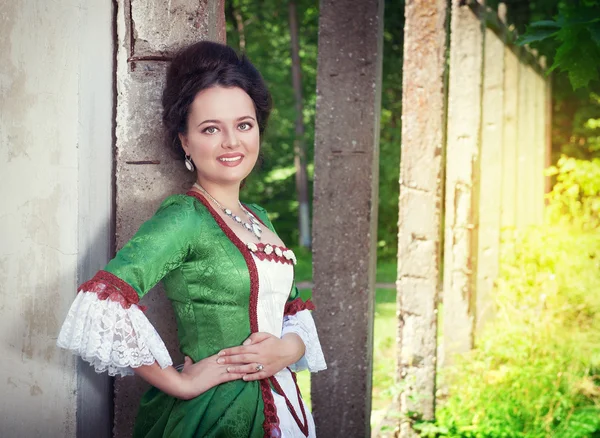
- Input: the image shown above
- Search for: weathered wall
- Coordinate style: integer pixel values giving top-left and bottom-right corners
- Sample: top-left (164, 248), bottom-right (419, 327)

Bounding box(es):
top-left (397, 0), bottom-right (448, 434)
top-left (442, 0), bottom-right (484, 364)
top-left (475, 22), bottom-right (504, 336)
top-left (0, 1), bottom-right (113, 436)
top-left (112, 1), bottom-right (225, 436)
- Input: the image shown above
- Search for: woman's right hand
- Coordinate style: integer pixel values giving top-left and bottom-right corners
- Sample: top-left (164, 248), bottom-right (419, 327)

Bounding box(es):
top-left (177, 354), bottom-right (246, 400)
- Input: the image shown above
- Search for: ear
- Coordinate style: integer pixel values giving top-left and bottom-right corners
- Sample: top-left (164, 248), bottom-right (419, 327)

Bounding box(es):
top-left (178, 133), bottom-right (189, 155)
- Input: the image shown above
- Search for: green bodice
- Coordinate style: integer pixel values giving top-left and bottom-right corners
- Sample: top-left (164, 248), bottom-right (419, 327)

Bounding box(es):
top-left (100, 193), bottom-right (302, 437)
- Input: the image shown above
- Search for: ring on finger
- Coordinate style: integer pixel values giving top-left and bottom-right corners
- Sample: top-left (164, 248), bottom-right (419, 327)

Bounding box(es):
top-left (255, 363), bottom-right (264, 372)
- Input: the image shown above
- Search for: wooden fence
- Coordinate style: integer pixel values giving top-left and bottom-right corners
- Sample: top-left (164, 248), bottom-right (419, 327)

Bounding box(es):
top-left (397, 1), bottom-right (551, 435)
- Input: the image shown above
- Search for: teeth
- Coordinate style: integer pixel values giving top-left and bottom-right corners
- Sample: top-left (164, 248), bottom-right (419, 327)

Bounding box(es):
top-left (219, 156), bottom-right (242, 162)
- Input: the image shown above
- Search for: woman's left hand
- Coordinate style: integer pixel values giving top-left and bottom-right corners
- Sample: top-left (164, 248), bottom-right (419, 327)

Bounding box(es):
top-left (216, 332), bottom-right (305, 381)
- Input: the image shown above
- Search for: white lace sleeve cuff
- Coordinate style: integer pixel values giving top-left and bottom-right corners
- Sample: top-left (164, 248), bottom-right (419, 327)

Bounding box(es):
top-left (281, 309), bottom-right (327, 373)
top-left (57, 291), bottom-right (173, 377)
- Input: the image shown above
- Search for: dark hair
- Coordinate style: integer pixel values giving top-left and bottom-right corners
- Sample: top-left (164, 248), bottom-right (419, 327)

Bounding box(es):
top-left (162, 41), bottom-right (272, 159)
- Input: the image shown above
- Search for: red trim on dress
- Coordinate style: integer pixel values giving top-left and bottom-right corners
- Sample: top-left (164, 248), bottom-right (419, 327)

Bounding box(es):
top-left (251, 243), bottom-right (295, 265)
top-left (78, 270), bottom-right (143, 310)
top-left (269, 370), bottom-right (309, 436)
top-left (186, 190), bottom-right (282, 438)
top-left (284, 298), bottom-right (316, 317)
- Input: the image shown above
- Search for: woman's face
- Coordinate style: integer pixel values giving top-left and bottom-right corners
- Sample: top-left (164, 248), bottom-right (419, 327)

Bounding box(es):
top-left (180, 86), bottom-right (260, 187)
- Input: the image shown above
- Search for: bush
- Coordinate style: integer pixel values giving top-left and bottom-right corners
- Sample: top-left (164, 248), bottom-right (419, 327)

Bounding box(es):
top-left (419, 227), bottom-right (600, 438)
top-left (546, 156), bottom-right (600, 230)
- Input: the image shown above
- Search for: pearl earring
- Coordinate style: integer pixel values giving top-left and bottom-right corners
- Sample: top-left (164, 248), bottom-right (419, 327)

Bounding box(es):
top-left (185, 155), bottom-right (195, 172)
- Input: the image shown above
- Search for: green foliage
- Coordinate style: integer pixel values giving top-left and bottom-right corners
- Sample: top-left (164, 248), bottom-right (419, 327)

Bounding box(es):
top-left (518, 1), bottom-right (600, 89)
top-left (546, 156), bottom-right (600, 229)
top-left (377, 0), bottom-right (404, 260)
top-left (417, 227), bottom-right (600, 437)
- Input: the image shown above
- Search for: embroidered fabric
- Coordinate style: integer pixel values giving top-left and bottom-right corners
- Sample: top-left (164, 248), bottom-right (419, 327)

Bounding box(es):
top-left (282, 309), bottom-right (327, 373)
top-left (57, 291), bottom-right (173, 377)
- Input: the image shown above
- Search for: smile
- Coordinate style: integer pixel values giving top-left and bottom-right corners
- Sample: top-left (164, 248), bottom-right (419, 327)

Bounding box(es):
top-left (218, 156), bottom-right (242, 162)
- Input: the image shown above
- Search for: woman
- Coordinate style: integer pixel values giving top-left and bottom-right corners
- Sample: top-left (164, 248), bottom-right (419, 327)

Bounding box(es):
top-left (57, 41), bottom-right (326, 438)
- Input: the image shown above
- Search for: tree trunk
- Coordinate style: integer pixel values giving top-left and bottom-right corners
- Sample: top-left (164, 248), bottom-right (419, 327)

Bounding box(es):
top-left (288, 0), bottom-right (311, 248)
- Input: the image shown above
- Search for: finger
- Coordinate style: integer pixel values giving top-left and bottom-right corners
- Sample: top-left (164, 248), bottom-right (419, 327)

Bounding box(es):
top-left (245, 332), bottom-right (272, 345)
top-left (226, 363), bottom-right (264, 374)
top-left (242, 371), bottom-right (269, 381)
top-left (218, 345), bottom-right (249, 356)
top-left (184, 356), bottom-right (193, 368)
top-left (220, 370), bottom-right (245, 382)
top-left (217, 353), bottom-right (257, 364)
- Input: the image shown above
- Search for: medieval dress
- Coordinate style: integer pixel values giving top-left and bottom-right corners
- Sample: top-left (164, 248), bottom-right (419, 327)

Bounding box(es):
top-left (57, 191), bottom-right (326, 438)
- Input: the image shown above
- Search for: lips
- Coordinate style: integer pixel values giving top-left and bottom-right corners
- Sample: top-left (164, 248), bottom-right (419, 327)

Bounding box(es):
top-left (217, 153), bottom-right (244, 166)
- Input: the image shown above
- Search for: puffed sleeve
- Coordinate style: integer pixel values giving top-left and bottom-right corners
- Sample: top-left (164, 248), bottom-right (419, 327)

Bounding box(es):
top-left (281, 284), bottom-right (327, 373)
top-left (57, 195), bottom-right (200, 377)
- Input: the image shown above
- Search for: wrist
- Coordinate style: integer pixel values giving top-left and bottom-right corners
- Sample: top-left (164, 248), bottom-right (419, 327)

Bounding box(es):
top-left (281, 333), bottom-right (305, 365)
top-left (174, 372), bottom-right (193, 400)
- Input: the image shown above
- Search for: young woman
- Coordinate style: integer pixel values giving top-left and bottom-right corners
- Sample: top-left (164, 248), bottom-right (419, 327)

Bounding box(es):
top-left (57, 41), bottom-right (326, 438)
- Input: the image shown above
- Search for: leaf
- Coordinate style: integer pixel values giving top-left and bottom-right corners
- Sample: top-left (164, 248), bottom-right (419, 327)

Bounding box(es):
top-left (551, 26), bottom-right (600, 89)
top-left (529, 20), bottom-right (561, 29)
top-left (517, 27), bottom-right (559, 46)
top-left (589, 21), bottom-right (600, 46)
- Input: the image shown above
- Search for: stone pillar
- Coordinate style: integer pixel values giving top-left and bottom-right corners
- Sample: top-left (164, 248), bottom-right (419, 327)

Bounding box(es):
top-left (515, 61), bottom-right (533, 229)
top-left (475, 13), bottom-right (505, 336)
top-left (500, 46), bottom-right (519, 230)
top-left (396, 0), bottom-right (448, 435)
top-left (534, 62), bottom-right (547, 221)
top-left (442, 0), bottom-right (484, 364)
top-left (112, 1), bottom-right (225, 437)
top-left (310, 0), bottom-right (383, 436)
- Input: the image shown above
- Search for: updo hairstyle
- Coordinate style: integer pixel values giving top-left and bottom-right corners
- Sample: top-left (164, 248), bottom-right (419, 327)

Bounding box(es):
top-left (162, 41), bottom-right (272, 159)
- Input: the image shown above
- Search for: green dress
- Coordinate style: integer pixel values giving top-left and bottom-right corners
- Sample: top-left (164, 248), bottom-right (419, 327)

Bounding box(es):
top-left (57, 191), bottom-right (325, 438)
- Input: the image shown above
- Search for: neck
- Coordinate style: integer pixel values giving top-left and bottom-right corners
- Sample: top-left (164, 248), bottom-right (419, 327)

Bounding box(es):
top-left (194, 178), bottom-right (241, 210)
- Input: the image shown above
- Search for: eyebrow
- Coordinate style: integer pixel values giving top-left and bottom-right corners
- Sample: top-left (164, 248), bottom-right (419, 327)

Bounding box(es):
top-left (197, 116), bottom-right (256, 127)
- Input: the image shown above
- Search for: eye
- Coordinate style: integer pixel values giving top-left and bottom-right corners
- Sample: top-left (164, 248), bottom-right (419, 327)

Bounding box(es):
top-left (238, 122), bottom-right (253, 131)
top-left (202, 126), bottom-right (219, 135)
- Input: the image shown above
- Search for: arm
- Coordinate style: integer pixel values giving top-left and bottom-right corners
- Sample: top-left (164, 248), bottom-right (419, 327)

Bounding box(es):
top-left (58, 196), bottom-right (209, 379)
top-left (214, 331), bottom-right (306, 381)
top-left (134, 355), bottom-right (245, 400)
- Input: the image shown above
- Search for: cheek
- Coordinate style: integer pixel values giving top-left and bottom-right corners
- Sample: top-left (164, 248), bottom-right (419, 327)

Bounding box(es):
top-left (189, 133), bottom-right (217, 153)
top-left (248, 132), bottom-right (260, 152)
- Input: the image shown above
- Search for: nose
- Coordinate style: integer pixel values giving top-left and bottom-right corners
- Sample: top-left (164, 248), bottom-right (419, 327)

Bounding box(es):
top-left (222, 127), bottom-right (240, 149)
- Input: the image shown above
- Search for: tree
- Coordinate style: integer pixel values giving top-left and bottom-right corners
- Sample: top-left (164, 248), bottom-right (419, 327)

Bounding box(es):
top-left (288, 0), bottom-right (311, 248)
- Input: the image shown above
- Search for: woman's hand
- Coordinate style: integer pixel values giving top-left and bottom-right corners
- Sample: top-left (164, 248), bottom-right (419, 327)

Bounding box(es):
top-left (216, 332), bottom-right (306, 381)
top-left (177, 354), bottom-right (246, 400)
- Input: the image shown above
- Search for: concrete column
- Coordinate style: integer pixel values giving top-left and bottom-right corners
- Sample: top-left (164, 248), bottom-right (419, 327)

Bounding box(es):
top-left (475, 20), bottom-right (504, 336)
top-left (525, 64), bottom-right (538, 226)
top-left (500, 47), bottom-right (519, 230)
top-left (534, 66), bottom-right (547, 222)
top-left (442, 0), bottom-right (484, 363)
top-left (112, 1), bottom-right (225, 437)
top-left (515, 62), bottom-right (533, 228)
top-left (0, 0), bottom-right (113, 436)
top-left (310, 0), bottom-right (384, 436)
top-left (396, 0), bottom-right (448, 434)
top-left (545, 70), bottom-right (553, 196)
